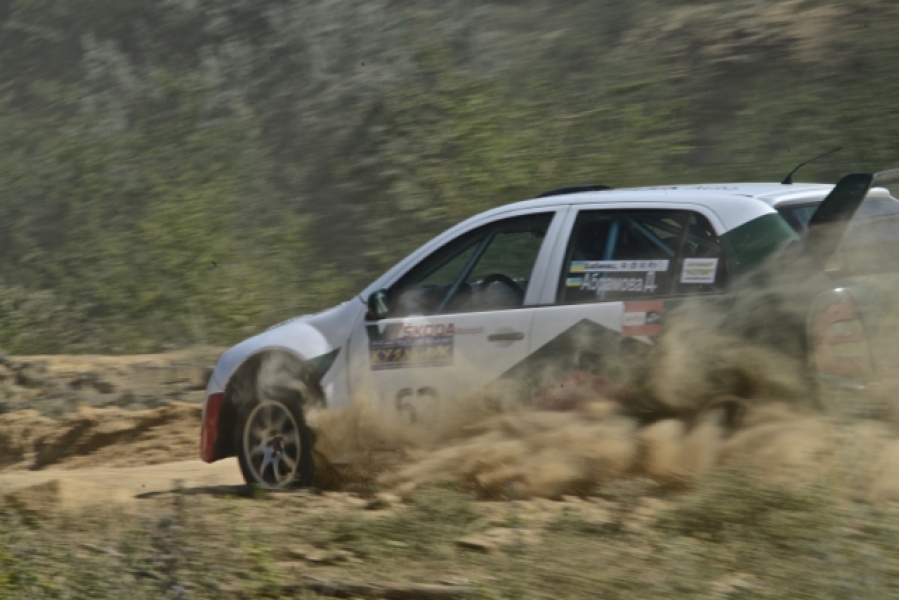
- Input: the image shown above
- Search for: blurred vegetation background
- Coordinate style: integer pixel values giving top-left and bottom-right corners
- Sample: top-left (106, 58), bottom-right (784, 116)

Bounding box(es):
top-left (0, 0), bottom-right (896, 353)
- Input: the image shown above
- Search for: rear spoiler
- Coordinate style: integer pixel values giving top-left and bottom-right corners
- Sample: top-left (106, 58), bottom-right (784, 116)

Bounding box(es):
top-left (801, 169), bottom-right (899, 269)
top-left (781, 167), bottom-right (897, 273)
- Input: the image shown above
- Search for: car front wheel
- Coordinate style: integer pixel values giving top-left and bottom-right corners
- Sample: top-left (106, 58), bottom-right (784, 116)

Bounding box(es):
top-left (237, 394), bottom-right (314, 489)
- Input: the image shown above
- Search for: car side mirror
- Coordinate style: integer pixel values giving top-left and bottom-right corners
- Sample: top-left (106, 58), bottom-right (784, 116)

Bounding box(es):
top-left (367, 289), bottom-right (390, 320)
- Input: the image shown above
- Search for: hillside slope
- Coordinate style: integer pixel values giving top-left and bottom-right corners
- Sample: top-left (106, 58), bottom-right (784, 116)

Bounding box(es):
top-left (0, 0), bottom-right (896, 352)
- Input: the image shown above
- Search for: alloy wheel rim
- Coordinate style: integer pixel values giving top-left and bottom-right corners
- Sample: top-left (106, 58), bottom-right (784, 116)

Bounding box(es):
top-left (243, 400), bottom-right (302, 488)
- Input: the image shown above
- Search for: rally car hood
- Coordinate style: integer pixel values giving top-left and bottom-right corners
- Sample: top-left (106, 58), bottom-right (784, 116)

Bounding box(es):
top-left (206, 299), bottom-right (363, 395)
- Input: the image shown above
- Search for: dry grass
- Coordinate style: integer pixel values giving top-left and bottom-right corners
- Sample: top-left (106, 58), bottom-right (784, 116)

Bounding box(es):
top-left (2, 466), bottom-right (899, 599)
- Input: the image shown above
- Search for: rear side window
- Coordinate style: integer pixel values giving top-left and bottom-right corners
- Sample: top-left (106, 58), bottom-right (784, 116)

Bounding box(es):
top-left (778, 204), bottom-right (818, 235)
top-left (722, 212), bottom-right (798, 272)
top-left (558, 209), bottom-right (727, 304)
top-left (673, 213), bottom-right (729, 295)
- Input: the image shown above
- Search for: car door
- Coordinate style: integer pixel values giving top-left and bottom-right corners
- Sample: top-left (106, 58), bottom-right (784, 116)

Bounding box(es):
top-left (522, 206), bottom-right (730, 400)
top-left (346, 208), bottom-right (563, 423)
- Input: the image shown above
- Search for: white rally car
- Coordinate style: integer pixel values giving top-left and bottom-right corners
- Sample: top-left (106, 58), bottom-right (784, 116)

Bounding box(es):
top-left (199, 169), bottom-right (899, 489)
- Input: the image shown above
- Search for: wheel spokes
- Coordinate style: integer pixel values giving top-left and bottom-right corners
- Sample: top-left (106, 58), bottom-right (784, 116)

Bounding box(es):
top-left (250, 425), bottom-right (268, 443)
top-left (259, 452), bottom-right (274, 476)
top-left (271, 414), bottom-right (288, 433)
top-left (262, 403), bottom-right (274, 426)
top-left (280, 453), bottom-right (297, 472)
top-left (243, 400), bottom-right (304, 488)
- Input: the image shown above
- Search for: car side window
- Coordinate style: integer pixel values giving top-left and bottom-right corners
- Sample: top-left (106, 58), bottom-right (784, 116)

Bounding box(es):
top-left (558, 209), bottom-right (726, 303)
top-left (671, 212), bottom-right (728, 295)
top-left (387, 212), bottom-right (554, 317)
top-left (777, 203), bottom-right (818, 236)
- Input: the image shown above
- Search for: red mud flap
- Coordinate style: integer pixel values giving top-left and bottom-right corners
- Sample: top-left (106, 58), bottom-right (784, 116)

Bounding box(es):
top-left (532, 370), bottom-right (628, 412)
top-left (200, 392), bottom-right (224, 463)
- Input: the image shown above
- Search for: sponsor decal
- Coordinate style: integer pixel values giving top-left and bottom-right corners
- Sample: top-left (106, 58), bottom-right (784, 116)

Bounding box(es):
top-left (621, 300), bottom-right (664, 336)
top-left (370, 337), bottom-right (453, 370)
top-left (680, 258), bottom-right (718, 284)
top-left (570, 260), bottom-right (669, 273)
top-left (366, 322), bottom-right (455, 370)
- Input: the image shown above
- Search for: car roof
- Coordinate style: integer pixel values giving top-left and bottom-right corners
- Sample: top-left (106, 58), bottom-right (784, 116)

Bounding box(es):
top-left (624, 182), bottom-right (837, 205)
top-left (360, 181), bottom-right (894, 300)
top-left (522, 182), bottom-right (837, 208)
top-left (481, 182), bottom-right (893, 220)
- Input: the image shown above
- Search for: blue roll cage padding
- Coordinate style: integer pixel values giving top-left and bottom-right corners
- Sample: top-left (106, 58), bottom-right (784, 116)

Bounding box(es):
top-left (625, 216), bottom-right (677, 257)
top-left (596, 219), bottom-right (620, 301)
top-left (591, 215), bottom-right (681, 301)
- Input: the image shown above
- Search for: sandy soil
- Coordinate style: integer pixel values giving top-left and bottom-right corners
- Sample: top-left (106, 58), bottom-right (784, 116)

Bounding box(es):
top-left (0, 459), bottom-right (244, 511)
top-left (0, 390), bottom-right (239, 513)
top-left (0, 402), bottom-right (204, 470)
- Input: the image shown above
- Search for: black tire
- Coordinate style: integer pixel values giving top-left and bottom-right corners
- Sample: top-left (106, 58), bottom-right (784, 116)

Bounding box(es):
top-left (235, 386), bottom-right (315, 490)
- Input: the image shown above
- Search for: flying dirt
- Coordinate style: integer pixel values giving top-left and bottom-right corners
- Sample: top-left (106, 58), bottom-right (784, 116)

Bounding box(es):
top-left (305, 385), bottom-right (899, 504)
top-left (306, 298), bottom-right (899, 504)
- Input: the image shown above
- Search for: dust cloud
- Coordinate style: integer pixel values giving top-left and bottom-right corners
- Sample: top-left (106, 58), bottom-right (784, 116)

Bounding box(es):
top-left (307, 292), bottom-right (899, 503)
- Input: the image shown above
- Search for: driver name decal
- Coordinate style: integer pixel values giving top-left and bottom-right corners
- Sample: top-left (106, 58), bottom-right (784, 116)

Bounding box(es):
top-left (576, 273), bottom-right (658, 294)
top-left (566, 260), bottom-right (669, 297)
top-left (367, 322), bottom-right (455, 370)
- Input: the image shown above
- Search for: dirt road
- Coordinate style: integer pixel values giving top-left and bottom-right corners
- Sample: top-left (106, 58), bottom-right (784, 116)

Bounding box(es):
top-left (2, 352), bottom-right (899, 599)
top-left (0, 460), bottom-right (243, 512)
top-left (0, 351), bottom-right (237, 513)
top-left (5, 350), bottom-right (899, 513)
top-left (0, 400), bottom-right (246, 514)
